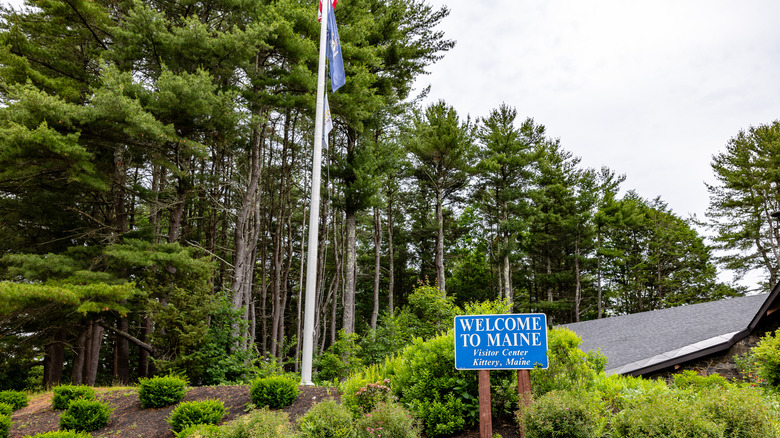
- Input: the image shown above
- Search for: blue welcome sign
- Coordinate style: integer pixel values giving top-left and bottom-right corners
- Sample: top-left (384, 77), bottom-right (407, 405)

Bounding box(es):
top-left (454, 314), bottom-right (549, 370)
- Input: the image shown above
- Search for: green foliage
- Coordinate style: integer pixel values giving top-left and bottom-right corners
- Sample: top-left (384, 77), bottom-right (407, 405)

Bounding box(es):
top-left (610, 393), bottom-right (723, 438)
top-left (315, 330), bottom-right (363, 383)
top-left (519, 390), bottom-right (605, 438)
top-left (191, 297), bottom-right (256, 385)
top-left (389, 332), bottom-right (474, 436)
top-left (397, 280), bottom-right (459, 340)
top-left (175, 424), bottom-right (222, 438)
top-left (58, 398), bottom-right (113, 432)
top-left (0, 403), bottom-right (11, 417)
top-left (167, 400), bottom-right (226, 433)
top-left (138, 375), bottom-right (188, 408)
top-left (0, 413), bottom-right (9, 438)
top-left (0, 390), bottom-right (27, 411)
top-left (699, 387), bottom-right (777, 438)
top-left (52, 385), bottom-right (96, 410)
top-left (590, 373), bottom-right (669, 412)
top-left (359, 314), bottom-right (414, 365)
top-left (530, 328), bottom-right (606, 396)
top-left (417, 393), bottom-right (466, 438)
top-left (29, 432), bottom-right (93, 438)
top-left (749, 328), bottom-right (780, 388)
top-left (354, 402), bottom-right (421, 438)
top-left (249, 376), bottom-right (299, 409)
top-left (218, 408), bottom-right (298, 438)
top-left (296, 399), bottom-right (354, 438)
top-left (340, 365), bottom-right (389, 416)
top-left (672, 370), bottom-right (730, 390)
top-left (352, 380), bottom-right (395, 415)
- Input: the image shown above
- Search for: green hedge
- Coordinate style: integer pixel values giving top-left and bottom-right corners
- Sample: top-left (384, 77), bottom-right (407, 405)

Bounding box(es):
top-left (167, 400), bottom-right (225, 433)
top-left (58, 398), bottom-right (113, 432)
top-left (139, 375), bottom-right (188, 408)
top-left (52, 385), bottom-right (95, 410)
top-left (0, 390), bottom-right (27, 411)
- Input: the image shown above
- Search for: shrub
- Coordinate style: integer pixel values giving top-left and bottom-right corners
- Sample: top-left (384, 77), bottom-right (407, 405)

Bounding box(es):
top-left (314, 330), bottom-right (363, 383)
top-left (175, 423), bottom-right (222, 438)
top-left (417, 393), bottom-right (465, 438)
top-left (0, 390), bottom-right (27, 411)
top-left (519, 390), bottom-right (604, 438)
top-left (0, 403), bottom-right (11, 417)
top-left (221, 408), bottom-right (298, 438)
top-left (530, 328), bottom-right (606, 397)
top-left (297, 399), bottom-right (354, 438)
top-left (58, 398), bottom-right (113, 432)
top-left (27, 432), bottom-right (92, 438)
top-left (353, 380), bottom-right (395, 414)
top-left (749, 328), bottom-right (780, 388)
top-left (138, 375), bottom-right (188, 408)
top-left (353, 402), bottom-right (420, 438)
top-left (611, 395), bottom-right (723, 438)
top-left (52, 385), bottom-right (96, 410)
top-left (389, 332), bottom-right (476, 435)
top-left (672, 370), bottom-right (730, 390)
top-left (249, 376), bottom-right (299, 409)
top-left (0, 413), bottom-right (10, 438)
top-left (167, 400), bottom-right (226, 433)
top-left (700, 386), bottom-right (776, 438)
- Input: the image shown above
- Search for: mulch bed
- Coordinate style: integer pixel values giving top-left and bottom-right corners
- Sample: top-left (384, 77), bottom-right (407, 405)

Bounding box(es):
top-left (8, 385), bottom-right (520, 438)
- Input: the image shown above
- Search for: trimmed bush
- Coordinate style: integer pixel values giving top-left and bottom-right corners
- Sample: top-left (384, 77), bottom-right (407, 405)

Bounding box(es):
top-left (354, 402), bottom-right (421, 438)
top-left (0, 413), bottom-right (10, 438)
top-left (0, 390), bottom-right (27, 411)
top-left (139, 375), bottom-right (188, 408)
top-left (221, 408), bottom-right (299, 438)
top-left (58, 398), bottom-right (113, 432)
top-left (52, 385), bottom-right (96, 410)
top-left (249, 376), bottom-right (299, 409)
top-left (28, 432), bottom-right (92, 438)
top-left (297, 399), bottom-right (353, 438)
top-left (519, 390), bottom-right (604, 438)
top-left (0, 403), bottom-right (12, 417)
top-left (167, 400), bottom-right (226, 433)
top-left (611, 395), bottom-right (723, 438)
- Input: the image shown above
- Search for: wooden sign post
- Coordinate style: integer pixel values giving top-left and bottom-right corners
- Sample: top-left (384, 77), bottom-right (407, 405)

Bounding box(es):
top-left (454, 314), bottom-right (548, 438)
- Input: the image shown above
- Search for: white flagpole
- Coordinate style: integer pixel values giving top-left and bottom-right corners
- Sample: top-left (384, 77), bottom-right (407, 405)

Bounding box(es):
top-left (301, 0), bottom-right (330, 386)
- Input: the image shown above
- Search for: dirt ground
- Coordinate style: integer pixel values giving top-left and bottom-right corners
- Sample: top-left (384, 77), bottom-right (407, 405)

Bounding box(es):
top-left (8, 385), bottom-right (521, 438)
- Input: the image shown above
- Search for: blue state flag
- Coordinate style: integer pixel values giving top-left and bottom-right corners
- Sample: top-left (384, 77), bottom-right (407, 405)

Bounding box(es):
top-left (325, 0), bottom-right (346, 92)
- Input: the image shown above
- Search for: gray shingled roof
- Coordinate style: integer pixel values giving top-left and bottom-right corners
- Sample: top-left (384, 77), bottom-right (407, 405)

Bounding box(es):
top-left (559, 294), bottom-right (771, 375)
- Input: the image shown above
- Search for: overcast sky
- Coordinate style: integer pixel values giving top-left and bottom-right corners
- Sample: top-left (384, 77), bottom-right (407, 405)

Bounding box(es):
top-left (414, 0), bottom-right (780, 222)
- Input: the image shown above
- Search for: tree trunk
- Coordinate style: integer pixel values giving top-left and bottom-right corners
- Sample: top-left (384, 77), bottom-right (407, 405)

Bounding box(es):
top-left (113, 318), bottom-right (131, 384)
top-left (43, 328), bottom-right (66, 388)
top-left (386, 194), bottom-right (395, 314)
top-left (343, 210), bottom-right (356, 334)
top-left (574, 234), bottom-right (582, 322)
top-left (597, 228), bottom-right (603, 319)
top-left (85, 321), bottom-right (103, 386)
top-left (371, 206), bottom-right (382, 329)
top-left (70, 326), bottom-right (88, 385)
top-left (435, 188), bottom-right (446, 292)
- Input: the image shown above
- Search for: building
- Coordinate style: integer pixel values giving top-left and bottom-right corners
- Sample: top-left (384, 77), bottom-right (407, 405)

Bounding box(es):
top-left (559, 283), bottom-right (780, 378)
